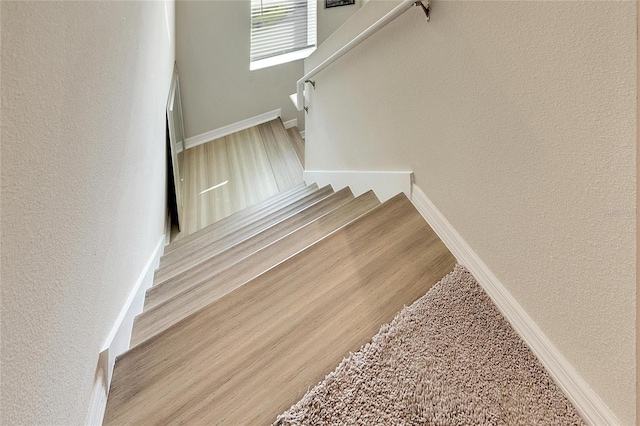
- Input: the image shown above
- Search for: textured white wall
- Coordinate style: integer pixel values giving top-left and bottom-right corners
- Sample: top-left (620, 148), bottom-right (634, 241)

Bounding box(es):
top-left (304, 1), bottom-right (636, 424)
top-left (176, 0), bottom-right (361, 138)
top-left (1, 1), bottom-right (175, 424)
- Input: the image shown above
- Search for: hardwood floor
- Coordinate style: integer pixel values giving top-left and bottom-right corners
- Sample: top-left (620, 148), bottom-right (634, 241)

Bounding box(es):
top-left (103, 121), bottom-right (456, 425)
top-left (180, 119), bottom-right (304, 236)
top-left (131, 190), bottom-right (380, 346)
top-left (147, 187), bottom-right (357, 309)
top-left (103, 195), bottom-right (455, 425)
top-left (165, 183), bottom-right (310, 255)
top-left (155, 185), bottom-right (334, 285)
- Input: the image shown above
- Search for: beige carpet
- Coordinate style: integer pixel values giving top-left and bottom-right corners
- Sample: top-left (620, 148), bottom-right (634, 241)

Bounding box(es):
top-left (275, 265), bottom-right (584, 425)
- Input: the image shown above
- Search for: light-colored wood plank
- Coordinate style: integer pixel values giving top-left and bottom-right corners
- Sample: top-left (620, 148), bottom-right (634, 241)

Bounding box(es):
top-left (259, 119), bottom-right (304, 191)
top-left (154, 185), bottom-right (335, 285)
top-left (164, 182), bottom-right (309, 255)
top-left (145, 187), bottom-right (358, 313)
top-left (132, 191), bottom-right (379, 346)
top-left (225, 126), bottom-right (280, 210)
top-left (287, 127), bottom-right (305, 167)
top-left (103, 194), bottom-right (456, 425)
top-left (181, 128), bottom-right (279, 236)
top-left (200, 140), bottom-right (234, 225)
top-left (178, 122), bottom-right (304, 239)
top-left (181, 139), bottom-right (238, 235)
top-left (181, 143), bottom-right (207, 235)
top-left (160, 186), bottom-right (327, 281)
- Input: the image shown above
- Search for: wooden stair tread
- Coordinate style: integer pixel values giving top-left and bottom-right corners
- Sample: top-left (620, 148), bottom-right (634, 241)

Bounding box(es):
top-left (154, 185), bottom-right (335, 285)
top-left (258, 119), bottom-right (304, 191)
top-left (164, 181), bottom-right (309, 255)
top-left (131, 190), bottom-right (378, 346)
top-left (144, 186), bottom-right (358, 312)
top-left (161, 183), bottom-right (319, 268)
top-left (286, 127), bottom-right (305, 166)
top-left (103, 194), bottom-right (456, 425)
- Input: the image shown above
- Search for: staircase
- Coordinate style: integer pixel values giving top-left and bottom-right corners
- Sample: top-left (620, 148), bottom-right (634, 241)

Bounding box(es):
top-left (103, 183), bottom-right (456, 424)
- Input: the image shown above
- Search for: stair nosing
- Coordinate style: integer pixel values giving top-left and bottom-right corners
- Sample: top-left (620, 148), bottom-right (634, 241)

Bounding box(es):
top-left (165, 182), bottom-right (311, 254)
top-left (154, 185), bottom-right (337, 284)
top-left (160, 183), bottom-right (320, 263)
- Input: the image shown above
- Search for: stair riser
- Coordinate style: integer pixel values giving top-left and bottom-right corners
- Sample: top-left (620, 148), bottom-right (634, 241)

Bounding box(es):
top-left (154, 186), bottom-right (335, 284)
top-left (163, 182), bottom-right (313, 256)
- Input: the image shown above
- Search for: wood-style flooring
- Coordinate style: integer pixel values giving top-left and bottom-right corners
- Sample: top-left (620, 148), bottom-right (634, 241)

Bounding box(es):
top-left (103, 121), bottom-right (456, 425)
top-left (103, 194), bottom-right (455, 425)
top-left (181, 119), bottom-right (304, 236)
top-left (131, 189), bottom-right (380, 346)
top-left (156, 185), bottom-right (333, 285)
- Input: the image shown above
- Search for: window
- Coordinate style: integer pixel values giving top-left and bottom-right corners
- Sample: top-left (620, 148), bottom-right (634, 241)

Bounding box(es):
top-left (250, 0), bottom-right (317, 70)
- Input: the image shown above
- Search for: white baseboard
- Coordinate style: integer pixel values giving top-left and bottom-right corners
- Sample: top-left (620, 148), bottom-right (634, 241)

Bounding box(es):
top-left (86, 351), bottom-right (108, 426)
top-left (300, 130), bottom-right (305, 139)
top-left (410, 183), bottom-right (620, 426)
top-left (86, 235), bottom-right (165, 425)
top-left (184, 109), bottom-right (281, 149)
top-left (282, 118), bottom-right (298, 129)
top-left (303, 170), bottom-right (413, 203)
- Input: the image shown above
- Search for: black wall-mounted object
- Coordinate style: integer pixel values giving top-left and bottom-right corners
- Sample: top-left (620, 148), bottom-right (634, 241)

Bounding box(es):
top-left (325, 0), bottom-right (355, 8)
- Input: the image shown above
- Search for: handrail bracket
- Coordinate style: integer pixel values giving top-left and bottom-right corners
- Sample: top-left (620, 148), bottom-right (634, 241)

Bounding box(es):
top-left (415, 1), bottom-right (430, 22)
top-left (305, 80), bottom-right (316, 89)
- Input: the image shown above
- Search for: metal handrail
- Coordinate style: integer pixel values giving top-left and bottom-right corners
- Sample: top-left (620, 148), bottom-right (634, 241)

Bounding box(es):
top-left (295, 0), bottom-right (429, 111)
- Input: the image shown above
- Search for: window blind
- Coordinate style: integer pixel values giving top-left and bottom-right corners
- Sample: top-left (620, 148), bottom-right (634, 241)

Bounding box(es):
top-left (250, 0), bottom-right (317, 63)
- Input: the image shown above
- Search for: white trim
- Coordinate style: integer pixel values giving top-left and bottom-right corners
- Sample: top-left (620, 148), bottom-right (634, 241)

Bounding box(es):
top-left (289, 93), bottom-right (300, 110)
top-left (184, 109), bottom-right (281, 149)
top-left (85, 351), bottom-right (108, 426)
top-left (86, 235), bottom-right (165, 426)
top-left (300, 130), bottom-right (305, 139)
top-left (250, 46), bottom-right (316, 71)
top-left (282, 118), bottom-right (298, 129)
top-left (303, 170), bottom-right (413, 202)
top-left (409, 183), bottom-right (620, 426)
